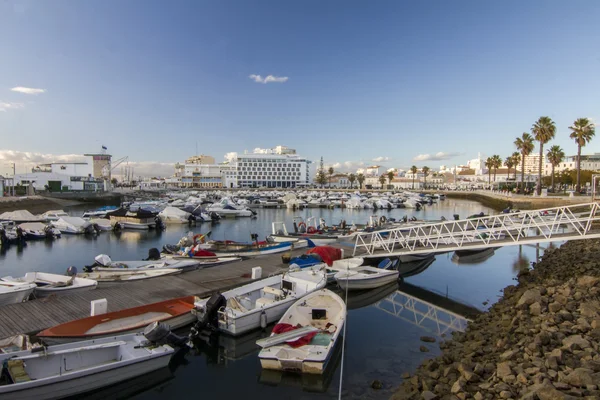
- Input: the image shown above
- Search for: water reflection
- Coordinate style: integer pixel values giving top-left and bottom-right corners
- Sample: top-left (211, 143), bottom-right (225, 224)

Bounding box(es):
top-left (512, 245), bottom-right (530, 274)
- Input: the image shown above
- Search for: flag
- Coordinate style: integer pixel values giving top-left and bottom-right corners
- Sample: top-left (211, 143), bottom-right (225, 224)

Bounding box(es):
top-left (102, 145), bottom-right (107, 150)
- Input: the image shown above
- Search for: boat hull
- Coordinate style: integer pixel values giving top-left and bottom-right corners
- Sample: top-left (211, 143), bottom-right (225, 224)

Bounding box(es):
top-left (336, 272), bottom-right (399, 291)
top-left (0, 287), bottom-right (35, 307)
top-left (33, 283), bottom-right (97, 298)
top-left (218, 297), bottom-right (300, 336)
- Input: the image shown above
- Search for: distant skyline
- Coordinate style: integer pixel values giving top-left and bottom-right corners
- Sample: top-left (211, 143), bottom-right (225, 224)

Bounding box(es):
top-left (1, 0), bottom-right (599, 177)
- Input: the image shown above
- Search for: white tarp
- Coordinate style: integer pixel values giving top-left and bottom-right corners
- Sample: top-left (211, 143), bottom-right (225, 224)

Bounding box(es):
top-left (0, 210), bottom-right (43, 222)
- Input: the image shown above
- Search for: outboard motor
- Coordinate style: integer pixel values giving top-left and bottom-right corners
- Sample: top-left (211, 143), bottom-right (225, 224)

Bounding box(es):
top-left (44, 225), bottom-right (54, 239)
top-left (293, 221), bottom-right (298, 233)
top-left (144, 321), bottom-right (188, 348)
top-left (0, 228), bottom-right (8, 248)
top-left (145, 247), bottom-right (161, 261)
top-left (192, 293), bottom-right (227, 335)
top-left (209, 211), bottom-right (220, 223)
top-left (453, 214), bottom-right (460, 221)
top-left (154, 216), bottom-right (166, 231)
top-left (66, 266), bottom-right (77, 276)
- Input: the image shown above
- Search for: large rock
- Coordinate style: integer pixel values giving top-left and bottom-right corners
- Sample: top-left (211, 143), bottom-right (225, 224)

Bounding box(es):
top-left (577, 275), bottom-right (599, 288)
top-left (518, 289), bottom-right (542, 306)
top-left (496, 361), bottom-right (512, 378)
top-left (562, 335), bottom-right (591, 351)
top-left (579, 301), bottom-right (599, 318)
top-left (563, 368), bottom-right (596, 387)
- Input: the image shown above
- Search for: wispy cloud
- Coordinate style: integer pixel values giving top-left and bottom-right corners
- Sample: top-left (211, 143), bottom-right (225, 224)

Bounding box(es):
top-left (413, 152), bottom-right (462, 162)
top-left (372, 156), bottom-right (389, 162)
top-left (11, 87), bottom-right (46, 95)
top-left (249, 74), bottom-right (289, 84)
top-left (0, 102), bottom-right (24, 112)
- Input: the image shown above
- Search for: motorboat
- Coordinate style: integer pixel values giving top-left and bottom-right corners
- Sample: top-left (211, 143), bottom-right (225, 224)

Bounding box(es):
top-left (257, 289), bottom-right (346, 374)
top-left (289, 257), bottom-right (365, 283)
top-left (37, 296), bottom-right (197, 344)
top-left (77, 268), bottom-right (180, 282)
top-left (0, 210), bottom-right (44, 223)
top-left (1, 272), bottom-right (97, 298)
top-left (334, 266), bottom-right (399, 291)
top-left (158, 206), bottom-right (192, 224)
top-left (199, 240), bottom-right (307, 257)
top-left (206, 197), bottom-right (256, 218)
top-left (81, 205), bottom-right (118, 219)
top-left (88, 218), bottom-right (112, 231)
top-left (0, 333), bottom-right (174, 399)
top-left (193, 269), bottom-right (327, 336)
top-left (52, 216), bottom-right (94, 234)
top-left (0, 280), bottom-right (36, 307)
top-left (17, 222), bottom-right (61, 240)
top-left (107, 208), bottom-right (158, 230)
top-left (90, 254), bottom-right (239, 273)
top-left (39, 210), bottom-right (69, 221)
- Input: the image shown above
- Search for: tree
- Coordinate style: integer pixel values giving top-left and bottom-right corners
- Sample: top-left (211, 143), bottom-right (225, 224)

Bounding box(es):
top-left (387, 170), bottom-right (395, 186)
top-left (491, 155), bottom-right (502, 183)
top-left (357, 173), bottom-right (365, 189)
top-left (348, 173), bottom-right (356, 189)
top-left (422, 166), bottom-right (430, 188)
top-left (531, 116), bottom-right (556, 195)
top-left (485, 157), bottom-right (494, 185)
top-left (315, 157), bottom-right (327, 187)
top-left (514, 133), bottom-right (535, 192)
top-left (328, 166), bottom-right (334, 189)
top-left (569, 118), bottom-right (596, 192)
top-left (504, 156), bottom-right (514, 181)
top-left (547, 145), bottom-right (565, 192)
top-left (410, 165), bottom-right (418, 189)
top-left (110, 178), bottom-right (118, 187)
top-left (511, 152), bottom-right (521, 180)
top-left (378, 174), bottom-right (386, 189)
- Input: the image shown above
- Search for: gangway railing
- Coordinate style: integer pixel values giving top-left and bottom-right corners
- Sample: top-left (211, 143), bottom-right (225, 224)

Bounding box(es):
top-left (374, 289), bottom-right (471, 336)
top-left (354, 203), bottom-right (600, 257)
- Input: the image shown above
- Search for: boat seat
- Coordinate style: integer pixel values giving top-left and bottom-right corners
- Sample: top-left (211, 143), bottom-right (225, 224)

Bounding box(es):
top-left (255, 297), bottom-right (277, 307)
top-left (6, 359), bottom-right (31, 383)
top-left (262, 286), bottom-right (284, 299)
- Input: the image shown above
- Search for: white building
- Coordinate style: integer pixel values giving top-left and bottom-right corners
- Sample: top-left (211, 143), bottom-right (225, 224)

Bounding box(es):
top-left (234, 146), bottom-right (311, 188)
top-left (544, 153), bottom-right (600, 176)
top-left (521, 154), bottom-right (541, 174)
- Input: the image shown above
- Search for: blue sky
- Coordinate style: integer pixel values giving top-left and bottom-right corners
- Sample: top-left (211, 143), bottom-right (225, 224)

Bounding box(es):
top-left (1, 0), bottom-right (599, 176)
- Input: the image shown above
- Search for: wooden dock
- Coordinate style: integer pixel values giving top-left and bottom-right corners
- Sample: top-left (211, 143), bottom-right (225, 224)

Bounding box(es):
top-left (0, 250), bottom-right (306, 339)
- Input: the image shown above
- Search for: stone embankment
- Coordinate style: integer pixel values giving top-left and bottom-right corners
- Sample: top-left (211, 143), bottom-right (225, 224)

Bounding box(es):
top-left (392, 239), bottom-right (600, 400)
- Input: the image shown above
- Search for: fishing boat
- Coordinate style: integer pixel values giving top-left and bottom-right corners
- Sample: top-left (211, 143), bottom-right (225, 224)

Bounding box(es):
top-left (194, 269), bottom-right (327, 336)
top-left (0, 280), bottom-right (36, 307)
top-left (1, 272), bottom-right (97, 298)
top-left (0, 333), bottom-right (174, 399)
top-left (37, 296), bottom-right (197, 344)
top-left (52, 216), bottom-right (94, 234)
top-left (257, 289), bottom-right (346, 374)
top-left (77, 268), bottom-right (180, 282)
top-left (334, 266), bottom-right (399, 291)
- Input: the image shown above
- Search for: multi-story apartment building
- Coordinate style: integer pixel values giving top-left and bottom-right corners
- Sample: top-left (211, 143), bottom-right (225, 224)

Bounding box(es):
top-left (233, 146), bottom-right (311, 188)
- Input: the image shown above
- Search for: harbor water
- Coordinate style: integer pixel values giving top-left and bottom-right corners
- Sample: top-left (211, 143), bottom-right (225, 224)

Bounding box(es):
top-left (0, 199), bottom-right (550, 399)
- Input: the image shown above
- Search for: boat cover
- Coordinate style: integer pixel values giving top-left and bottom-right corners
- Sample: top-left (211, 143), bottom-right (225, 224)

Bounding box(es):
top-left (0, 210), bottom-right (43, 222)
top-left (272, 323), bottom-right (318, 348)
top-left (306, 246), bottom-right (342, 267)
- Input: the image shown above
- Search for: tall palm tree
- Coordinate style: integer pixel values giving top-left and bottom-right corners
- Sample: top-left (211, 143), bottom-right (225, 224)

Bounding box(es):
top-left (531, 116), bottom-right (556, 195)
top-left (422, 166), bottom-right (430, 189)
top-left (387, 171), bottom-right (395, 186)
top-left (547, 145), bottom-right (565, 192)
top-left (491, 155), bottom-right (502, 183)
top-left (504, 156), bottom-right (514, 181)
top-left (514, 133), bottom-right (535, 192)
top-left (569, 118), bottom-right (596, 192)
top-left (348, 173), bottom-right (356, 189)
top-left (378, 174), bottom-right (386, 189)
top-left (511, 152), bottom-right (521, 180)
top-left (357, 173), bottom-right (365, 190)
top-left (485, 157), bottom-right (494, 185)
top-left (410, 165), bottom-right (418, 189)
top-left (328, 167), bottom-right (334, 189)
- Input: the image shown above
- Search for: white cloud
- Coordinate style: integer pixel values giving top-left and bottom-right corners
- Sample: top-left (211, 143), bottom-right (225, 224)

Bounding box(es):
top-left (412, 152), bottom-right (461, 162)
top-left (0, 102), bottom-right (24, 112)
top-left (10, 87), bottom-right (46, 95)
top-left (224, 152), bottom-right (238, 163)
top-left (249, 74), bottom-right (289, 84)
top-left (372, 156), bottom-right (389, 162)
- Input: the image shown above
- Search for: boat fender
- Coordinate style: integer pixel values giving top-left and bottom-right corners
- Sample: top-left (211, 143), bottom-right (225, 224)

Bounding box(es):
top-left (260, 310), bottom-right (267, 329)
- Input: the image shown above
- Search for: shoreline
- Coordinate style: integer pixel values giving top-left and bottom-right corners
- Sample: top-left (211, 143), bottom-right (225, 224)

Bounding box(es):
top-left (391, 238), bottom-right (600, 399)
top-left (440, 191), bottom-right (591, 211)
top-left (0, 196), bottom-right (84, 215)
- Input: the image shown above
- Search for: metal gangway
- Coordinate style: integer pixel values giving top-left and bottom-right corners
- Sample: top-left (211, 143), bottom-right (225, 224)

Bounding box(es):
top-left (354, 202), bottom-right (600, 258)
top-left (374, 288), bottom-right (471, 336)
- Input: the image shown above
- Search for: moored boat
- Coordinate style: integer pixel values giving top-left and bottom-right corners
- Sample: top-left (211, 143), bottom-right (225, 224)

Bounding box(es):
top-left (257, 289), bottom-right (346, 374)
top-left (334, 266), bottom-right (399, 291)
top-left (1, 272), bottom-right (97, 298)
top-left (0, 280), bottom-right (37, 307)
top-left (37, 296), bottom-right (197, 344)
top-left (77, 268), bottom-right (180, 282)
top-left (200, 240), bottom-right (307, 257)
top-left (52, 216), bottom-right (94, 234)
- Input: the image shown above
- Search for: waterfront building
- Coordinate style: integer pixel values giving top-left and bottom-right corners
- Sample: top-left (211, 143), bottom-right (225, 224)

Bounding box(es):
top-left (543, 153), bottom-right (600, 176)
top-left (519, 154), bottom-right (541, 174)
top-left (234, 146), bottom-right (311, 188)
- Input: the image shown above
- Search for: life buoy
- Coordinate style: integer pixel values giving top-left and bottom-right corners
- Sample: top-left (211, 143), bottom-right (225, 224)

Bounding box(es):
top-left (298, 222), bottom-right (306, 229)
top-left (307, 226), bottom-right (317, 234)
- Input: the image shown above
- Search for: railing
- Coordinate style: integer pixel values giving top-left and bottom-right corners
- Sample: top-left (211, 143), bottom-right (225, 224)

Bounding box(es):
top-left (354, 202), bottom-right (600, 257)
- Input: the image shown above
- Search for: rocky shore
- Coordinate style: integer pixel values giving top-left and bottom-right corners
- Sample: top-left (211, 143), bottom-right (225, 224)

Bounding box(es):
top-left (392, 239), bottom-right (600, 400)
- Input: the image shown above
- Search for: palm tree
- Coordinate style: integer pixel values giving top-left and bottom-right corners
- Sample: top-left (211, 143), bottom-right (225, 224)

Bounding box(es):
top-left (328, 167), bottom-right (334, 189)
top-left (348, 173), bottom-right (356, 189)
top-left (569, 118), bottom-right (596, 192)
top-left (547, 145), bottom-right (565, 192)
top-left (514, 133), bottom-right (535, 192)
top-left (422, 166), bottom-right (430, 189)
top-left (485, 157), bottom-right (494, 185)
top-left (504, 156), bottom-right (514, 181)
top-left (410, 165), bottom-right (418, 189)
top-left (531, 116), bottom-right (556, 195)
top-left (357, 173), bottom-right (365, 190)
top-left (491, 155), bottom-right (502, 183)
top-left (511, 152), bottom-right (521, 180)
top-left (387, 171), bottom-right (395, 186)
top-left (378, 174), bottom-right (386, 189)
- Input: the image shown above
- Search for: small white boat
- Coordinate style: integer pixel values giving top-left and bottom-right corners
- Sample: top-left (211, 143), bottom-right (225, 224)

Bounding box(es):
top-left (0, 210), bottom-right (44, 223)
top-left (158, 206), bottom-right (192, 224)
top-left (258, 289), bottom-right (346, 374)
top-left (0, 280), bottom-right (36, 307)
top-left (91, 254), bottom-right (239, 273)
top-left (0, 333), bottom-right (174, 400)
top-left (39, 210), bottom-right (69, 222)
top-left (334, 266), bottom-right (399, 291)
top-left (1, 272), bottom-right (98, 298)
top-left (18, 222), bottom-right (61, 240)
top-left (194, 269), bottom-right (327, 336)
top-left (52, 216), bottom-right (93, 234)
top-left (290, 257), bottom-right (365, 283)
top-left (77, 268), bottom-right (180, 282)
top-left (88, 218), bottom-right (112, 231)
top-left (206, 197), bottom-right (256, 218)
